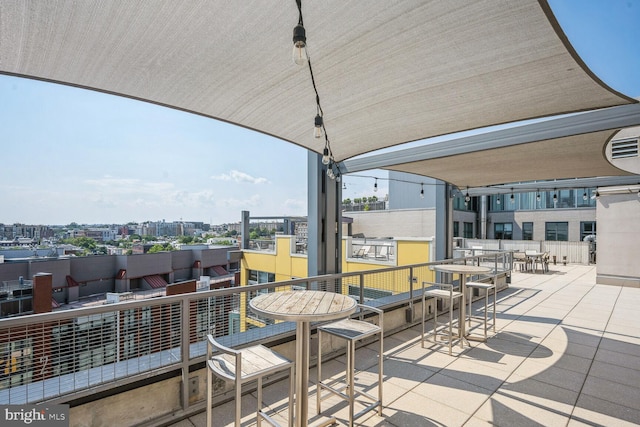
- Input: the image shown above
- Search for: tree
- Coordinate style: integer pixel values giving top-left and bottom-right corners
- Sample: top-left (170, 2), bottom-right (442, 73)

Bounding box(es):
top-left (147, 244), bottom-right (166, 253)
top-left (343, 198), bottom-right (352, 205)
top-left (178, 235), bottom-right (194, 244)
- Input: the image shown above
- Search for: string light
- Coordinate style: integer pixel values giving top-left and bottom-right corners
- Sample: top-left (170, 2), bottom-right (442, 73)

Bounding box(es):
top-left (582, 191), bottom-right (588, 201)
top-left (496, 196), bottom-right (501, 205)
top-left (420, 183), bottom-right (424, 199)
top-left (321, 147), bottom-right (330, 165)
top-left (536, 192), bottom-right (541, 202)
top-left (314, 114), bottom-right (323, 139)
top-left (292, 1), bottom-right (307, 65)
top-left (374, 178), bottom-right (378, 192)
top-left (293, 0), bottom-right (339, 180)
top-left (553, 189), bottom-right (558, 203)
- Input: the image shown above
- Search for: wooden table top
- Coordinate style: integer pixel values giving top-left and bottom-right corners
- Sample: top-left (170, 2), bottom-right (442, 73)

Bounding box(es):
top-left (249, 290), bottom-right (357, 322)
top-left (434, 264), bottom-right (492, 274)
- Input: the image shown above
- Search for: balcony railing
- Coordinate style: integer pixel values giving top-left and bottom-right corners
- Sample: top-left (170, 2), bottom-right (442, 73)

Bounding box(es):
top-left (0, 252), bottom-right (512, 423)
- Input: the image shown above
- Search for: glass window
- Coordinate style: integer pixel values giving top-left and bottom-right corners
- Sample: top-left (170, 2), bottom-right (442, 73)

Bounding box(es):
top-left (494, 223), bottom-right (513, 240)
top-left (453, 195), bottom-right (475, 211)
top-left (463, 222), bottom-right (474, 238)
top-left (453, 222), bottom-right (459, 237)
top-left (580, 221), bottom-right (596, 241)
top-left (545, 222), bottom-right (568, 241)
top-left (577, 188), bottom-right (596, 208)
top-left (522, 222), bottom-right (533, 240)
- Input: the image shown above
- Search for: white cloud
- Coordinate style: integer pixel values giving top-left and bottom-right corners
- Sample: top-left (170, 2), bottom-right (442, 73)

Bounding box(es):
top-left (211, 170), bottom-right (269, 184)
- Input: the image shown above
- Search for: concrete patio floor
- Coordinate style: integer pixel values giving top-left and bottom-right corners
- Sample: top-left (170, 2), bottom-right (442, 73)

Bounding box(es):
top-left (170, 264), bottom-right (640, 427)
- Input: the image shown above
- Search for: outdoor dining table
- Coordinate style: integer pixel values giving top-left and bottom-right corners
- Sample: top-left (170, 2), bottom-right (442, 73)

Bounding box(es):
top-left (433, 264), bottom-right (492, 343)
top-left (526, 252), bottom-right (545, 273)
top-left (249, 290), bottom-right (357, 427)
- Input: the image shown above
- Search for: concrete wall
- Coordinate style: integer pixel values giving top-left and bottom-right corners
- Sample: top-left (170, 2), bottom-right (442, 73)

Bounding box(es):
top-left (171, 249), bottom-right (193, 281)
top-left (487, 208), bottom-right (595, 241)
top-left (27, 258), bottom-right (71, 288)
top-left (119, 252), bottom-right (173, 278)
top-left (346, 209), bottom-right (437, 239)
top-left (196, 247), bottom-right (232, 268)
top-left (596, 189), bottom-right (640, 287)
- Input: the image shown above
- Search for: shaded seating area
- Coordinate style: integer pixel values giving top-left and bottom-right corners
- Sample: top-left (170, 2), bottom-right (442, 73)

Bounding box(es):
top-left (193, 265), bottom-right (640, 426)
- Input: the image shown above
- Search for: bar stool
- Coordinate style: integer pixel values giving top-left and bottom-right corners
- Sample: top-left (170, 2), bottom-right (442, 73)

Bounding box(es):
top-left (316, 304), bottom-right (383, 426)
top-left (422, 281), bottom-right (464, 356)
top-left (206, 335), bottom-right (294, 427)
top-left (466, 275), bottom-right (497, 340)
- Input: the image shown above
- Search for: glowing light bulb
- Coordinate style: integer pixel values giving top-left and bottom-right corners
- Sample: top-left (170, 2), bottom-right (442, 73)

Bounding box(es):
top-left (292, 25), bottom-right (308, 65)
top-left (314, 114), bottom-right (323, 139)
top-left (321, 147), bottom-right (330, 165)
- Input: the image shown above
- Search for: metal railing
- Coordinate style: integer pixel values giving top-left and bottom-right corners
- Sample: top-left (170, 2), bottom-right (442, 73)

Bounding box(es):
top-left (0, 252), bottom-right (512, 411)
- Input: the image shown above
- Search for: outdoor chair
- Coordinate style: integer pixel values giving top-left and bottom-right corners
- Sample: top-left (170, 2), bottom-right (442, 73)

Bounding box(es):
top-left (513, 252), bottom-right (529, 272)
top-left (317, 304), bottom-right (383, 426)
top-left (422, 281), bottom-right (463, 356)
top-left (206, 335), bottom-right (294, 427)
top-left (466, 274), bottom-right (497, 340)
top-left (541, 252), bottom-right (550, 272)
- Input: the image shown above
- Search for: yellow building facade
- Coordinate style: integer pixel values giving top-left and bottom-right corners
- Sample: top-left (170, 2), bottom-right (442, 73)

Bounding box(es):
top-left (239, 235), bottom-right (435, 331)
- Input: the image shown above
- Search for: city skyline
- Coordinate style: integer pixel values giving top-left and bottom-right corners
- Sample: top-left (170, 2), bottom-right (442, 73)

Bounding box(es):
top-left (1, 1), bottom-right (639, 226)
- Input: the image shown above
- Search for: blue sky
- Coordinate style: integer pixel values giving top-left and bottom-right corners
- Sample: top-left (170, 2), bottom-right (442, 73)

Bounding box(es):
top-left (1, 0), bottom-right (638, 226)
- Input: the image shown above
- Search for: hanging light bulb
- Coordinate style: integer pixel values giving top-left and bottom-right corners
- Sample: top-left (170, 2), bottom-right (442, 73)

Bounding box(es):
top-left (510, 194), bottom-right (515, 203)
top-left (583, 192), bottom-right (588, 201)
top-left (374, 178), bottom-right (378, 192)
top-left (536, 192), bottom-right (541, 202)
top-left (326, 167), bottom-right (334, 179)
top-left (496, 196), bottom-right (501, 205)
top-left (553, 192), bottom-right (558, 203)
top-left (321, 147), bottom-right (330, 165)
top-left (343, 182), bottom-right (347, 190)
top-left (420, 184), bottom-right (424, 199)
top-left (314, 114), bottom-right (323, 139)
top-left (465, 192), bottom-right (471, 203)
top-left (292, 24), bottom-right (307, 65)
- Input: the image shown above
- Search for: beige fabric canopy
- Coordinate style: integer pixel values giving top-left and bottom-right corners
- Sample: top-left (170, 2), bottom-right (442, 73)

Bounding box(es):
top-left (0, 0), bottom-right (636, 186)
top-left (385, 130), bottom-right (628, 188)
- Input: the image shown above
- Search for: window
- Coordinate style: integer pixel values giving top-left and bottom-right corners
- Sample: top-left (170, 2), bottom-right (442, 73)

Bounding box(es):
top-left (494, 223), bottom-right (512, 240)
top-left (522, 222), bottom-right (533, 240)
top-left (577, 188), bottom-right (596, 208)
top-left (453, 222), bottom-right (459, 237)
top-left (463, 222), bottom-right (474, 238)
top-left (247, 270), bottom-right (275, 285)
top-left (545, 222), bottom-right (568, 241)
top-left (580, 221), bottom-right (596, 241)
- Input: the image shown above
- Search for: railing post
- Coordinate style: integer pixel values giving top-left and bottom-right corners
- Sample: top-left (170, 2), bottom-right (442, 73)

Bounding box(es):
top-left (181, 297), bottom-right (190, 410)
top-left (359, 273), bottom-right (365, 304)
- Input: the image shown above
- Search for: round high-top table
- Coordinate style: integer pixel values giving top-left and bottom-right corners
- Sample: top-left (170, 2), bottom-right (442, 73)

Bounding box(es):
top-left (250, 290), bottom-right (357, 427)
top-left (433, 264), bottom-right (492, 343)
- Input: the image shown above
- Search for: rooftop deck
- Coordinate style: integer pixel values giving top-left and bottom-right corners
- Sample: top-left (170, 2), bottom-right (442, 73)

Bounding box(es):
top-left (169, 264), bottom-right (640, 426)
